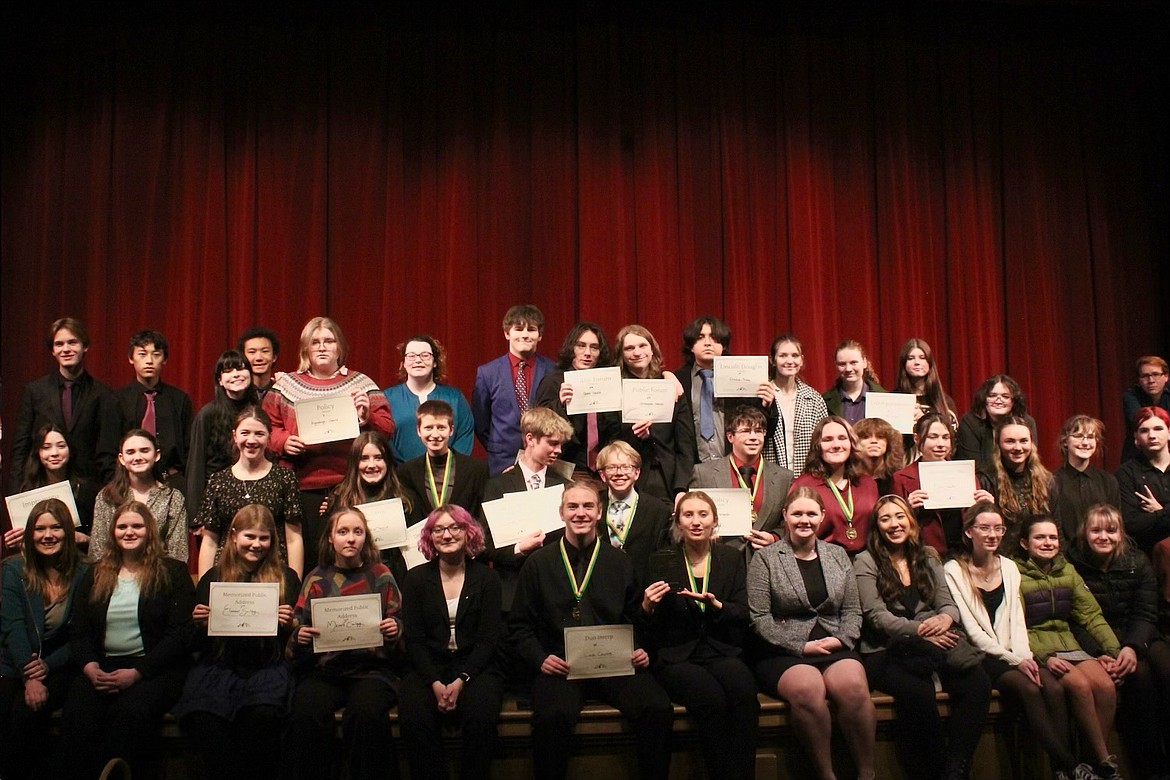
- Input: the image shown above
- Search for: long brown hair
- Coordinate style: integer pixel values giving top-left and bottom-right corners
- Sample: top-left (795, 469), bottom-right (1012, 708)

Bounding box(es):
top-left (990, 416), bottom-right (1051, 520)
top-left (951, 500), bottom-right (1005, 605)
top-left (20, 498), bottom-right (82, 599)
top-left (853, 417), bottom-right (905, 480)
top-left (614, 324), bottom-right (666, 379)
top-left (101, 429), bottom-right (164, 505)
top-left (90, 501), bottom-right (172, 602)
top-left (217, 504), bottom-right (287, 600)
top-left (803, 416), bottom-right (865, 483)
top-left (329, 432), bottom-right (412, 515)
top-left (316, 507), bottom-right (381, 568)
top-left (865, 495), bottom-right (938, 605)
top-left (894, 338), bottom-right (955, 421)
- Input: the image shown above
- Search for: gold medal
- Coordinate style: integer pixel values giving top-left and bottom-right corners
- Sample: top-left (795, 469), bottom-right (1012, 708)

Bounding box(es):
top-left (571, 605), bottom-right (581, 621)
top-left (845, 526), bottom-right (858, 540)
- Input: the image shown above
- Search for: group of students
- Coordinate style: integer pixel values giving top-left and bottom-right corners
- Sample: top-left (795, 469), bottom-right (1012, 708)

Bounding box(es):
top-left (1, 308), bottom-right (1168, 780)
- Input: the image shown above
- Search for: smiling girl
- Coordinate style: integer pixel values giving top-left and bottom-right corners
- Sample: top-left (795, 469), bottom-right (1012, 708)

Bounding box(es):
top-left (762, 334), bottom-right (828, 475)
top-left (187, 350), bottom-right (260, 520)
top-left (91, 429), bottom-right (187, 562)
top-left (976, 416), bottom-right (1057, 555)
top-left (790, 416), bottom-right (879, 554)
top-left (1053, 416), bottom-right (1120, 541)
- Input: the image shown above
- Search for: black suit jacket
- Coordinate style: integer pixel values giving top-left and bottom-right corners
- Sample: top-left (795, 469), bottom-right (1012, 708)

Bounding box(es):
top-left (8, 371), bottom-right (119, 487)
top-left (402, 558), bottom-right (503, 683)
top-left (643, 543), bottom-right (750, 664)
top-left (114, 381), bottom-right (194, 476)
top-left (670, 364), bottom-right (777, 465)
top-left (599, 492), bottom-right (672, 582)
top-left (478, 466), bottom-right (570, 611)
top-left (615, 391), bottom-right (695, 501)
top-left (398, 450), bottom-right (490, 524)
top-left (533, 369), bottom-right (621, 472)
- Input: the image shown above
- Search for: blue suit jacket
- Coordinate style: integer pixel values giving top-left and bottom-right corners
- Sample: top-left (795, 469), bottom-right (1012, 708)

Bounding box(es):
top-left (472, 353), bottom-right (554, 474)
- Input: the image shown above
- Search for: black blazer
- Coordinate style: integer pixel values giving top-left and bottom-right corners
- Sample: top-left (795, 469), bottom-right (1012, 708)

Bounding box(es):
top-left (402, 558), bottom-right (503, 684)
top-left (670, 365), bottom-right (777, 465)
top-left (8, 371), bottom-right (120, 486)
top-left (114, 381), bottom-right (194, 476)
top-left (398, 450), bottom-right (490, 523)
top-left (533, 369), bottom-right (621, 472)
top-left (615, 392), bottom-right (695, 501)
top-left (644, 543), bottom-right (750, 665)
top-left (599, 493), bottom-right (672, 582)
top-left (70, 558), bottom-right (195, 679)
top-left (478, 467), bottom-right (569, 612)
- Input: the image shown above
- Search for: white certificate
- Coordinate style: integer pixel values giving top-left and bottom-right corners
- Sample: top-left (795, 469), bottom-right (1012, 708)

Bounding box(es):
top-left (565, 624), bottom-right (635, 680)
top-left (4, 481), bottom-right (81, 531)
top-left (481, 484), bottom-right (566, 547)
top-left (360, 498), bottom-right (408, 550)
top-left (713, 356), bottom-right (769, 398)
top-left (399, 524), bottom-right (428, 570)
top-left (311, 593), bottom-right (384, 653)
top-left (698, 488), bottom-right (754, 537)
top-left (294, 394), bottom-right (361, 445)
top-left (864, 392), bottom-right (917, 434)
top-left (918, 460), bottom-right (978, 510)
top-left (621, 379), bottom-right (676, 424)
top-left (564, 367), bottom-right (623, 414)
top-left (208, 582), bottom-right (280, 637)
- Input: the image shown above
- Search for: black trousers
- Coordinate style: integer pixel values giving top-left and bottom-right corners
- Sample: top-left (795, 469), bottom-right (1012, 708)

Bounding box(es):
top-left (284, 672), bottom-right (398, 780)
top-left (398, 670), bottom-right (505, 780)
top-left (655, 655), bottom-right (759, 780)
top-left (183, 705), bottom-right (284, 780)
top-left (864, 651), bottom-right (992, 780)
top-left (530, 670), bottom-right (673, 780)
top-left (0, 671), bottom-right (71, 780)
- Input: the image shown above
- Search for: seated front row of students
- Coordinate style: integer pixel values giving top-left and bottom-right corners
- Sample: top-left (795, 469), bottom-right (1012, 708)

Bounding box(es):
top-left (2, 413), bottom-right (1168, 779)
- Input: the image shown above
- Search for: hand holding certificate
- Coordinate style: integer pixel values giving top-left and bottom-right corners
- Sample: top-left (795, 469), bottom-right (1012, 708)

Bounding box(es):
top-left (918, 460), bottom-right (978, 509)
top-left (621, 379), bottom-right (676, 424)
top-left (713, 356), bottom-right (769, 398)
top-left (310, 593), bottom-right (384, 652)
top-left (697, 488), bottom-right (754, 537)
top-left (564, 366), bottom-right (623, 414)
top-left (295, 395), bottom-right (361, 445)
top-left (208, 582), bottom-right (280, 636)
top-left (481, 485), bottom-right (566, 547)
top-left (4, 481), bottom-right (81, 531)
top-left (564, 624), bottom-right (635, 680)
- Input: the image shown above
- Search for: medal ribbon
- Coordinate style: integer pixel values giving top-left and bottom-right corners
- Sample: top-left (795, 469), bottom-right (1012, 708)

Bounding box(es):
top-left (559, 538), bottom-right (601, 609)
top-left (730, 456), bottom-right (764, 518)
top-left (606, 494), bottom-right (639, 547)
top-left (826, 479), bottom-right (855, 534)
top-left (424, 454), bottom-right (453, 508)
top-left (684, 550), bottom-right (712, 612)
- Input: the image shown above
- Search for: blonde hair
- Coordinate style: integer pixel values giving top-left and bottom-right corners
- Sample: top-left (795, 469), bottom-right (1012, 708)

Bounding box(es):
top-left (296, 316), bottom-right (348, 372)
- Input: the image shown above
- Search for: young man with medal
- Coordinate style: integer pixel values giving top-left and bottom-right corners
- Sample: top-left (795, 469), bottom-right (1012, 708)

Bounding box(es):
top-left (509, 479), bottom-right (674, 780)
top-left (596, 440), bottom-right (673, 581)
top-left (398, 400), bottom-right (489, 523)
top-left (689, 406), bottom-right (794, 554)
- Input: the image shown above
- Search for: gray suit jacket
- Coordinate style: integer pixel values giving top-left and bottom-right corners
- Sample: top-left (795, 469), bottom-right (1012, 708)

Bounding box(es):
top-left (747, 538), bottom-right (860, 656)
top-left (688, 458), bottom-right (794, 543)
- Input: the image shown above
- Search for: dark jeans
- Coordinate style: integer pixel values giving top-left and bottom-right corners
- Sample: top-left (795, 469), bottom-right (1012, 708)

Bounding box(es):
top-left (183, 705), bottom-right (284, 780)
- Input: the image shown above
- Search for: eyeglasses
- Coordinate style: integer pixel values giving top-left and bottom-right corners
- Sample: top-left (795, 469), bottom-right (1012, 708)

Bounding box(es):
top-left (987, 393), bottom-right (1012, 401)
top-left (602, 465), bottom-right (637, 475)
top-left (1140, 372), bottom-right (1166, 381)
top-left (405, 352), bottom-right (434, 362)
top-left (431, 524), bottom-right (465, 538)
top-left (973, 525), bottom-right (1006, 535)
top-left (733, 427), bottom-right (766, 435)
top-left (1068, 432), bottom-right (1097, 441)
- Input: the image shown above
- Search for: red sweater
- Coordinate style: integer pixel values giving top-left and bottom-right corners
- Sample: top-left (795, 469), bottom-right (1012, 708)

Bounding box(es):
top-left (791, 472), bottom-right (879, 554)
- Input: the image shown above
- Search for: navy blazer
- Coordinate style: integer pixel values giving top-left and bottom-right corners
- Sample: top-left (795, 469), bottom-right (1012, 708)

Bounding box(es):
top-left (402, 558), bottom-right (503, 683)
top-left (471, 353), bottom-right (555, 475)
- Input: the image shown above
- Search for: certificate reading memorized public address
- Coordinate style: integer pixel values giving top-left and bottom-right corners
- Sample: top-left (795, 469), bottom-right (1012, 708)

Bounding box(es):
top-left (311, 593), bottom-right (384, 653)
top-left (565, 624), bottom-right (635, 680)
top-left (208, 582), bottom-right (280, 637)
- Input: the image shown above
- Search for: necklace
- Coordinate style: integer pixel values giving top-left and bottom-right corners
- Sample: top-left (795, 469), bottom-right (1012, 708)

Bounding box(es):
top-left (972, 559), bottom-right (1001, 582)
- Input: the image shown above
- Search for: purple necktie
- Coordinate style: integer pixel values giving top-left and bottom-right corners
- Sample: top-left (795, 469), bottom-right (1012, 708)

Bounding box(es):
top-left (61, 380), bottom-right (74, 428)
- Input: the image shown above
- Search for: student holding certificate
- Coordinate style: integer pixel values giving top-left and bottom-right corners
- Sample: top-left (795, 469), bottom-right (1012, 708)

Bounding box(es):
top-left (4, 423), bottom-right (98, 550)
top-left (400, 505), bottom-right (504, 780)
top-left (262, 317), bottom-right (393, 571)
top-left (641, 491), bottom-right (758, 780)
top-left (943, 502), bottom-right (1084, 780)
top-left (747, 487), bottom-right (875, 780)
top-left (821, 339), bottom-right (885, 425)
top-left (614, 325), bottom-right (693, 505)
top-left (762, 334), bottom-right (828, 476)
top-left (196, 407), bottom-right (304, 578)
top-left (509, 480), bottom-right (673, 780)
top-left (175, 504), bottom-right (299, 780)
top-left (892, 413), bottom-right (993, 555)
top-left (893, 338), bottom-right (959, 430)
top-left (534, 321), bottom-right (620, 476)
top-left (287, 508), bottom-right (402, 780)
top-left (0, 499), bottom-right (89, 780)
top-left (790, 417), bottom-right (879, 555)
top-left (323, 432), bottom-right (417, 583)
top-left (61, 501), bottom-right (195, 778)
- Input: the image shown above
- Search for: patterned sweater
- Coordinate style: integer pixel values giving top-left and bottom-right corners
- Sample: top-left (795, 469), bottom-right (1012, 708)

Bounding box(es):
top-left (262, 369), bottom-right (394, 490)
top-left (1016, 554), bottom-right (1120, 662)
top-left (293, 561), bottom-right (401, 679)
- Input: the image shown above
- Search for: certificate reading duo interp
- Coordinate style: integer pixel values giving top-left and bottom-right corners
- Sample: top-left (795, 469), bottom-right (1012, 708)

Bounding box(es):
top-left (564, 624), bottom-right (635, 680)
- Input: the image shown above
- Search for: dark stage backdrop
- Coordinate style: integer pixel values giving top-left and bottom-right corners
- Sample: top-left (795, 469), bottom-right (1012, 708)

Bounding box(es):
top-left (2, 3), bottom-right (1166, 480)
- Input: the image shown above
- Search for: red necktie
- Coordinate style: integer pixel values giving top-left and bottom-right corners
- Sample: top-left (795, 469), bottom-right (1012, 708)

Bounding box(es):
top-left (586, 412), bottom-right (599, 471)
top-left (142, 391), bottom-right (158, 435)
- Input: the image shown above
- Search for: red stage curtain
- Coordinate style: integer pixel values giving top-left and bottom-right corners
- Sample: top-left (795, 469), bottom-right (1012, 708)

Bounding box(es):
top-left (2, 4), bottom-right (1165, 477)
